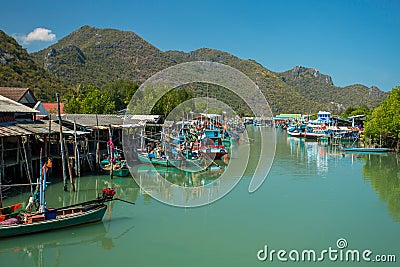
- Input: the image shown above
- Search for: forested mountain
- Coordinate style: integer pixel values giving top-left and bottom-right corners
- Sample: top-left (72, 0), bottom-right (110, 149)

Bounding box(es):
top-left (164, 48), bottom-right (323, 114)
top-left (0, 30), bottom-right (67, 101)
top-left (279, 66), bottom-right (387, 113)
top-left (1, 26), bottom-right (388, 113)
top-left (33, 26), bottom-right (176, 87)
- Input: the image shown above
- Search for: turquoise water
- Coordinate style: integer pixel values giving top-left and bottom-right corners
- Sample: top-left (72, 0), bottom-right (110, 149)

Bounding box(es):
top-left (1, 127), bottom-right (399, 266)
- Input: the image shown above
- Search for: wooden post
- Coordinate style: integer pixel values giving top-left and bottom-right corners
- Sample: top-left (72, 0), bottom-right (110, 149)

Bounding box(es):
top-left (48, 114), bottom-right (52, 157)
top-left (74, 120), bottom-right (80, 178)
top-left (22, 135), bottom-right (34, 191)
top-left (108, 125), bottom-right (113, 179)
top-left (95, 114), bottom-right (100, 172)
top-left (26, 136), bottom-right (33, 181)
top-left (21, 136), bottom-right (33, 195)
top-left (64, 139), bottom-right (75, 191)
top-left (56, 93), bottom-right (68, 191)
top-left (0, 137), bottom-right (4, 208)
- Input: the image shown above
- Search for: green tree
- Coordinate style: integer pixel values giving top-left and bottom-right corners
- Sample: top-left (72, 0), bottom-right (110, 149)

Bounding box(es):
top-left (63, 84), bottom-right (87, 114)
top-left (64, 80), bottom-right (139, 114)
top-left (64, 84), bottom-right (115, 114)
top-left (152, 88), bottom-right (193, 117)
top-left (102, 79), bottom-right (139, 111)
top-left (81, 88), bottom-right (115, 114)
top-left (340, 105), bottom-right (370, 118)
top-left (364, 86), bottom-right (400, 149)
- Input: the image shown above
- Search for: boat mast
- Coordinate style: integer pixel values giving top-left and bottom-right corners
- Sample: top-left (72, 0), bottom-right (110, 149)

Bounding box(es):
top-left (108, 125), bottom-right (114, 179)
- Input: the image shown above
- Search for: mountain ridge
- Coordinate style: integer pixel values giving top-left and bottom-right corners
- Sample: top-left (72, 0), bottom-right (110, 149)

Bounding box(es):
top-left (1, 26), bottom-right (388, 113)
top-left (0, 30), bottom-right (67, 101)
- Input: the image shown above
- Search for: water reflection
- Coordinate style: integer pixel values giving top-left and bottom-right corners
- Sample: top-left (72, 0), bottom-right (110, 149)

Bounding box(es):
top-left (0, 222), bottom-right (109, 267)
top-left (284, 132), bottom-right (400, 222)
top-left (131, 164), bottom-right (225, 206)
top-left (285, 136), bottom-right (343, 177)
top-left (362, 153), bottom-right (400, 222)
top-left (0, 175), bottom-right (138, 267)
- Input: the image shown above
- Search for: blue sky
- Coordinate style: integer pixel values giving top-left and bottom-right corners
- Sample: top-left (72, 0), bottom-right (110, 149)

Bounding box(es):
top-left (1, 0), bottom-right (399, 92)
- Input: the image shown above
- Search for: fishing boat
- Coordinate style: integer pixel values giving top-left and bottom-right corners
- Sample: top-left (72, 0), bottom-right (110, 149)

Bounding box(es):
top-left (100, 158), bottom-right (130, 177)
top-left (304, 125), bottom-right (326, 140)
top-left (287, 123), bottom-right (306, 138)
top-left (197, 129), bottom-right (228, 159)
top-left (0, 196), bottom-right (109, 238)
top-left (287, 130), bottom-right (305, 138)
top-left (100, 130), bottom-right (130, 177)
top-left (0, 158), bottom-right (133, 238)
top-left (0, 184), bottom-right (134, 238)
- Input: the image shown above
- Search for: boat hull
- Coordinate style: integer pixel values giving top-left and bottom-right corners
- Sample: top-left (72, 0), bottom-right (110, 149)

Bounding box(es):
top-left (304, 133), bottom-right (325, 140)
top-left (287, 131), bottom-right (305, 138)
top-left (100, 160), bottom-right (130, 177)
top-left (0, 204), bottom-right (107, 238)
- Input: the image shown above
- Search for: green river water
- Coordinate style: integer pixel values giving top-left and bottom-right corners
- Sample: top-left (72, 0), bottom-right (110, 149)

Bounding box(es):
top-left (1, 127), bottom-right (399, 266)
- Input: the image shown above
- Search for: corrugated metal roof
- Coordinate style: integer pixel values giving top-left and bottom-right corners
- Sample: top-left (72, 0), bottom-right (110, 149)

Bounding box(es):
top-left (0, 125), bottom-right (31, 137)
top-left (0, 95), bottom-right (38, 113)
top-left (61, 114), bottom-right (125, 127)
top-left (17, 121), bottom-right (70, 134)
top-left (0, 121), bottom-right (70, 137)
top-left (129, 115), bottom-right (162, 123)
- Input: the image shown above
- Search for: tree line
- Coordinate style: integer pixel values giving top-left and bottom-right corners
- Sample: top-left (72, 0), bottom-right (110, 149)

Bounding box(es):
top-left (364, 86), bottom-right (400, 150)
top-left (63, 80), bottom-right (399, 150)
top-left (63, 79), bottom-right (192, 116)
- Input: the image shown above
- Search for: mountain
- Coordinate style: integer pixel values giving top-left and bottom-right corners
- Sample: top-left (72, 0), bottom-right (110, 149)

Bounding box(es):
top-left (279, 66), bottom-right (387, 113)
top-left (164, 48), bottom-right (324, 114)
top-left (29, 26), bottom-right (387, 113)
top-left (31, 26), bottom-right (322, 113)
top-left (33, 26), bottom-right (176, 87)
top-left (0, 30), bottom-right (67, 101)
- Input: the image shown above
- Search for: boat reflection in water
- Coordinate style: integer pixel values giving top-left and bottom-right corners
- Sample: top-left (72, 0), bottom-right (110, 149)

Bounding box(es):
top-left (131, 164), bottom-right (226, 206)
top-left (0, 208), bottom-right (135, 267)
top-left (0, 174), bottom-right (139, 267)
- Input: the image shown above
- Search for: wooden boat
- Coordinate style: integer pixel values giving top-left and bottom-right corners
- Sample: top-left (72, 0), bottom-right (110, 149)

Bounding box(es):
top-left (344, 147), bottom-right (391, 153)
top-left (287, 131), bottom-right (305, 138)
top-left (0, 157), bottom-right (133, 238)
top-left (198, 129), bottom-right (228, 159)
top-left (304, 131), bottom-right (325, 140)
top-left (0, 187), bottom-right (116, 238)
top-left (100, 158), bottom-right (130, 177)
top-left (100, 132), bottom-right (130, 177)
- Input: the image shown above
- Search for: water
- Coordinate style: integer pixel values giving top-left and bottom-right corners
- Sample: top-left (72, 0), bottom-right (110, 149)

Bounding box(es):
top-left (1, 127), bottom-right (399, 266)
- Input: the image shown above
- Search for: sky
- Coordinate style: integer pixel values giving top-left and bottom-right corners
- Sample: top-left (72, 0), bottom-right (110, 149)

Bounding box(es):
top-left (1, 0), bottom-right (399, 92)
